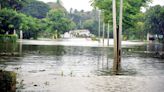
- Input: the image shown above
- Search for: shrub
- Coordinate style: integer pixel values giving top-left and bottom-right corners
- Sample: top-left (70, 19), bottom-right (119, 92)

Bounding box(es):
top-left (0, 70), bottom-right (16, 92)
top-left (0, 34), bottom-right (18, 43)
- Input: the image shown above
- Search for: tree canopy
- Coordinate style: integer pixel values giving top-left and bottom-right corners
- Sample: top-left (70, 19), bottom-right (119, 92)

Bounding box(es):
top-left (0, 0), bottom-right (32, 10)
top-left (0, 8), bottom-right (41, 39)
top-left (0, 9), bottom-right (21, 34)
top-left (69, 9), bottom-right (99, 35)
top-left (92, 0), bottom-right (151, 39)
top-left (20, 1), bottom-right (50, 19)
top-left (145, 5), bottom-right (164, 36)
top-left (0, 0), bottom-right (77, 39)
top-left (47, 9), bottom-right (76, 34)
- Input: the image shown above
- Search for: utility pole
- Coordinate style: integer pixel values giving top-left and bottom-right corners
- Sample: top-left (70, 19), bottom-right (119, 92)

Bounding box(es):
top-left (102, 22), bottom-right (105, 46)
top-left (79, 20), bottom-right (82, 29)
top-left (107, 22), bottom-right (110, 46)
top-left (112, 0), bottom-right (117, 73)
top-left (112, 0), bottom-right (123, 73)
top-left (98, 10), bottom-right (101, 42)
top-left (119, 0), bottom-right (123, 67)
top-left (20, 30), bottom-right (23, 40)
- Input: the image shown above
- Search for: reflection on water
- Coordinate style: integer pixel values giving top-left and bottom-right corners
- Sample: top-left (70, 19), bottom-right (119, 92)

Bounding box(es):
top-left (0, 43), bottom-right (164, 76)
top-left (0, 43), bottom-right (18, 53)
top-left (0, 42), bottom-right (164, 90)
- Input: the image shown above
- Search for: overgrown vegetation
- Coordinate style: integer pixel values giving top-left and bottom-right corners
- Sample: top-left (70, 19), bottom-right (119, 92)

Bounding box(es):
top-left (0, 0), bottom-right (75, 40)
top-left (145, 5), bottom-right (164, 42)
top-left (0, 0), bottom-right (164, 41)
top-left (91, 0), bottom-right (151, 40)
top-left (0, 70), bottom-right (16, 92)
top-left (0, 35), bottom-right (18, 43)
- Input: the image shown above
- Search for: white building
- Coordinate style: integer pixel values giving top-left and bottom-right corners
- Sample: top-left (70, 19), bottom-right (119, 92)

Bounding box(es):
top-left (69, 29), bottom-right (91, 37)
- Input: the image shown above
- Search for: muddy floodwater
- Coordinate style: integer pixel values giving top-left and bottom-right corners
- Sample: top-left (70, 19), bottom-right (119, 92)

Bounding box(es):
top-left (0, 39), bottom-right (164, 92)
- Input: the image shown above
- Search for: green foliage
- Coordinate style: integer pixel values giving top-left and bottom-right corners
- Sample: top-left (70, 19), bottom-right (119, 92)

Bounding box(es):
top-left (0, 8), bottom-right (42, 39)
top-left (20, 1), bottom-right (50, 19)
top-left (83, 19), bottom-right (98, 35)
top-left (69, 9), bottom-right (99, 36)
top-left (0, 0), bottom-right (77, 39)
top-left (18, 13), bottom-right (41, 39)
top-left (47, 9), bottom-right (66, 21)
top-left (0, 8), bottom-right (21, 34)
top-left (145, 5), bottom-right (164, 38)
top-left (47, 9), bottom-right (76, 34)
top-left (144, 5), bottom-right (164, 42)
top-left (0, 0), bottom-right (28, 10)
top-left (92, 0), bottom-right (151, 40)
top-left (0, 70), bottom-right (16, 92)
top-left (0, 34), bottom-right (18, 43)
top-left (124, 13), bottom-right (146, 40)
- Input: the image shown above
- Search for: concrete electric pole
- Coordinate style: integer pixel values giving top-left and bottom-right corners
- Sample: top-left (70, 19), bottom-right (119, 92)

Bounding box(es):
top-left (112, 0), bottom-right (123, 74)
top-left (107, 22), bottom-right (110, 46)
top-left (98, 10), bottom-right (101, 42)
top-left (102, 22), bottom-right (105, 46)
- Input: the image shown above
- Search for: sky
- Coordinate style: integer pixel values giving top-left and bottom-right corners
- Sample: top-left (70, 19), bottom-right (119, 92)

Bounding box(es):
top-left (38, 0), bottom-right (164, 11)
top-left (150, 0), bottom-right (164, 6)
top-left (37, 0), bottom-right (93, 11)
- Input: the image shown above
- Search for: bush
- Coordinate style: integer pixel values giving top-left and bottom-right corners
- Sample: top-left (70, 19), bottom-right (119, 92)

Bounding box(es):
top-left (0, 34), bottom-right (18, 43)
top-left (0, 70), bottom-right (16, 92)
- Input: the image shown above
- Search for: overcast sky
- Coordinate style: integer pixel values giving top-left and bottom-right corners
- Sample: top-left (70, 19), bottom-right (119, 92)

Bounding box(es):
top-left (37, 0), bottom-right (164, 11)
top-left (150, 0), bottom-right (164, 6)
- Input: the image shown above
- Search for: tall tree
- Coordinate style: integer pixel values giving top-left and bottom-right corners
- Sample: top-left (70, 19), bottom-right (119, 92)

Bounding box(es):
top-left (83, 19), bottom-right (98, 35)
top-left (69, 9), bottom-right (99, 33)
top-left (0, 9), bottom-right (22, 34)
top-left (20, 1), bottom-right (50, 19)
top-left (145, 5), bottom-right (164, 42)
top-left (56, 0), bottom-right (63, 5)
top-left (92, 0), bottom-right (151, 39)
top-left (0, 0), bottom-right (28, 10)
top-left (47, 9), bottom-right (76, 34)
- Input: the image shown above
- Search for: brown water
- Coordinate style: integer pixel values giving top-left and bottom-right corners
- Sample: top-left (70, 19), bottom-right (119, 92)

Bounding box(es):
top-left (0, 40), bottom-right (164, 92)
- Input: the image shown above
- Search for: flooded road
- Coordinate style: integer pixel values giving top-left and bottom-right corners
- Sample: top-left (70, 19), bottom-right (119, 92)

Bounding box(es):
top-left (0, 39), bottom-right (164, 92)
